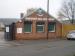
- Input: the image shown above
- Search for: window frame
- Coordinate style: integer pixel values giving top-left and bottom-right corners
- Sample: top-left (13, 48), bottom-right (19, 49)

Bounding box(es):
top-left (36, 23), bottom-right (44, 33)
top-left (24, 22), bottom-right (32, 33)
top-left (48, 22), bottom-right (56, 32)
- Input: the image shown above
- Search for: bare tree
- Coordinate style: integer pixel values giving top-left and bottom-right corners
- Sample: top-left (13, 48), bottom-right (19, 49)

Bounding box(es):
top-left (59, 0), bottom-right (75, 24)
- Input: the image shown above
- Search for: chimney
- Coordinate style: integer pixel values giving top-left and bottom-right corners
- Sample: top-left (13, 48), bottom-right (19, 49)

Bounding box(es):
top-left (20, 13), bottom-right (24, 18)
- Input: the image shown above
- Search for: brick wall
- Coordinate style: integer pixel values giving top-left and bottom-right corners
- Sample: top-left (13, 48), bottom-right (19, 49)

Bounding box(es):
top-left (15, 20), bottom-right (62, 40)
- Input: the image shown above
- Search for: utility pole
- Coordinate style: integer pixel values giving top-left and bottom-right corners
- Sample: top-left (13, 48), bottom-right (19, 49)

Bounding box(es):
top-left (47, 0), bottom-right (49, 39)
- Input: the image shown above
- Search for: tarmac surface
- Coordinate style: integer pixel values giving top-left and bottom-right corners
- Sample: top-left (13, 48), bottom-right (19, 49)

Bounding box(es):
top-left (0, 32), bottom-right (75, 56)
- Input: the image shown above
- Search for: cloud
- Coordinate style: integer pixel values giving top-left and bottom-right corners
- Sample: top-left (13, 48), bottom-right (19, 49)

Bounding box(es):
top-left (0, 0), bottom-right (63, 18)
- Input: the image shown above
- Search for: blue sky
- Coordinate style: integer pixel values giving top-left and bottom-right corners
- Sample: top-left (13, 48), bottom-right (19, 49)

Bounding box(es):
top-left (0, 0), bottom-right (63, 18)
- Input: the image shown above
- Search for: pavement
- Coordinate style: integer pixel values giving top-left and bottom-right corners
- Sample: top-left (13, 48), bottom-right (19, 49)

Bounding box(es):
top-left (0, 32), bottom-right (75, 56)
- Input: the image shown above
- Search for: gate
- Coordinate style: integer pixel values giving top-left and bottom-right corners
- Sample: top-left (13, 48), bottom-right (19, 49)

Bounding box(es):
top-left (4, 23), bottom-right (15, 41)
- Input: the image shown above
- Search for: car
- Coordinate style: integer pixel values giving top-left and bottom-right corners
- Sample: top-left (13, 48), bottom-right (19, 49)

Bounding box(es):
top-left (67, 30), bottom-right (75, 40)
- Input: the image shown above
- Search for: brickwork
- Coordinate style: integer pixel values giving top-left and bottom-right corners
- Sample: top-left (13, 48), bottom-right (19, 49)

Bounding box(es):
top-left (15, 20), bottom-right (62, 40)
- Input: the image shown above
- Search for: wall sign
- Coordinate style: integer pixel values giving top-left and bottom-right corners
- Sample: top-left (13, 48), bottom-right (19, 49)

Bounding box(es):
top-left (17, 28), bottom-right (22, 33)
top-left (6, 27), bottom-right (9, 32)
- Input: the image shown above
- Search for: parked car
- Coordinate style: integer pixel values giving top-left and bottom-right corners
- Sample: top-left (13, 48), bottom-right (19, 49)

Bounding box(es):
top-left (67, 30), bottom-right (75, 40)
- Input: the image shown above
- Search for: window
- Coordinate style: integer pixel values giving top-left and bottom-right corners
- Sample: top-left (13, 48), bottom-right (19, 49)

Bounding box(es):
top-left (48, 22), bottom-right (55, 32)
top-left (24, 21), bottom-right (32, 33)
top-left (36, 22), bottom-right (44, 32)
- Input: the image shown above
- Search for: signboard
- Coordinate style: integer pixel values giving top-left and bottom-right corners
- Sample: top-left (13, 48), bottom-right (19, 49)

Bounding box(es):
top-left (6, 27), bottom-right (9, 32)
top-left (17, 28), bottom-right (22, 33)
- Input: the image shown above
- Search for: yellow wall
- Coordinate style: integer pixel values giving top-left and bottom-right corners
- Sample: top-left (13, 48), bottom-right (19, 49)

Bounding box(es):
top-left (62, 24), bottom-right (75, 38)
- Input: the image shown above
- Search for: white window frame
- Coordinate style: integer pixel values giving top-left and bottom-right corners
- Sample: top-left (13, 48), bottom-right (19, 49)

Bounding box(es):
top-left (24, 24), bottom-right (32, 33)
top-left (36, 25), bottom-right (44, 32)
top-left (49, 24), bottom-right (55, 32)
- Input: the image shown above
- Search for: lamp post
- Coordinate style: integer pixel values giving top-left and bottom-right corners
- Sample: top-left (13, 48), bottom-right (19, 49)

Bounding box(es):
top-left (47, 0), bottom-right (49, 39)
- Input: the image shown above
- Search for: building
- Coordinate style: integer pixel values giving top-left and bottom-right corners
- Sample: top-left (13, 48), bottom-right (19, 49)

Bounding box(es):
top-left (15, 8), bottom-right (62, 40)
top-left (0, 18), bottom-right (19, 25)
top-left (0, 22), bottom-right (5, 31)
top-left (0, 18), bottom-right (19, 31)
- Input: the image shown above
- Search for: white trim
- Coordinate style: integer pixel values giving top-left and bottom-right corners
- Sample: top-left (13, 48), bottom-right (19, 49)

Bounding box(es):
top-left (36, 24), bottom-right (44, 32)
top-left (24, 24), bottom-right (32, 33)
top-left (37, 25), bottom-right (44, 26)
top-left (24, 32), bottom-right (32, 33)
top-left (37, 14), bottom-right (44, 16)
top-left (49, 30), bottom-right (55, 32)
top-left (25, 18), bottom-right (55, 21)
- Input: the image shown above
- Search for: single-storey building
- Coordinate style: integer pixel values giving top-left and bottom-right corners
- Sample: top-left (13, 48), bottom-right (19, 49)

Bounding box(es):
top-left (15, 8), bottom-right (62, 40)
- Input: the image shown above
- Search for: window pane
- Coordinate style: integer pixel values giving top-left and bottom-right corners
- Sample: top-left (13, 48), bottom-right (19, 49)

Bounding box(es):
top-left (48, 23), bottom-right (55, 32)
top-left (37, 26), bottom-right (43, 32)
top-left (36, 22), bottom-right (44, 32)
top-left (24, 23), bottom-right (31, 32)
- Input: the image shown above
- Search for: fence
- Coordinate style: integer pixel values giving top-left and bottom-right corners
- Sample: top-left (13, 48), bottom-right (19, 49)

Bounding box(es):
top-left (62, 24), bottom-right (75, 38)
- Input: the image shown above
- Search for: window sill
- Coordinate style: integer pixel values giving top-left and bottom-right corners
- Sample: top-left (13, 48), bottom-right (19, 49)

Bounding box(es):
top-left (49, 31), bottom-right (55, 32)
top-left (24, 32), bottom-right (32, 33)
top-left (37, 31), bottom-right (44, 33)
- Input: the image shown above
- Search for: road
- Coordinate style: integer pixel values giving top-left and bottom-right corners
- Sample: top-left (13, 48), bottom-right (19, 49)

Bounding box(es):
top-left (0, 40), bottom-right (74, 56)
top-left (0, 32), bottom-right (75, 56)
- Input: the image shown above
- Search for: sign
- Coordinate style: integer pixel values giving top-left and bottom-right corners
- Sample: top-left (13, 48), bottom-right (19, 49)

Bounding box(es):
top-left (17, 28), bottom-right (22, 33)
top-left (6, 27), bottom-right (9, 32)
